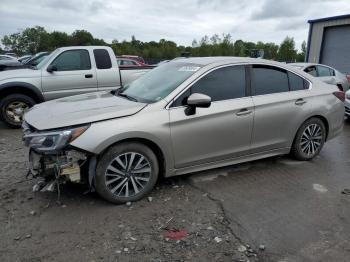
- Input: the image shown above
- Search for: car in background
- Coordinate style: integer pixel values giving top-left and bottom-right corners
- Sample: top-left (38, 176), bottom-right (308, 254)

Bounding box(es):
top-left (117, 57), bottom-right (155, 69)
top-left (1, 52), bottom-right (50, 71)
top-left (345, 90), bottom-right (350, 118)
top-left (23, 52), bottom-right (50, 67)
top-left (290, 63), bottom-right (349, 92)
top-left (120, 55), bottom-right (145, 64)
top-left (4, 52), bottom-right (17, 58)
top-left (18, 55), bottom-right (33, 63)
top-left (0, 55), bottom-right (18, 61)
top-left (0, 55), bottom-right (22, 71)
top-left (23, 57), bottom-right (344, 203)
top-left (0, 46), bottom-right (152, 127)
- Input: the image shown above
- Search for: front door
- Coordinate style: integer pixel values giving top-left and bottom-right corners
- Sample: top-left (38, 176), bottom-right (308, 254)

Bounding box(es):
top-left (41, 49), bottom-right (97, 100)
top-left (169, 65), bottom-right (254, 169)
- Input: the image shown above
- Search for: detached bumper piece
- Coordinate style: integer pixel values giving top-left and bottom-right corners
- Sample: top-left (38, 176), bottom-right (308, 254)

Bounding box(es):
top-left (29, 149), bottom-right (87, 192)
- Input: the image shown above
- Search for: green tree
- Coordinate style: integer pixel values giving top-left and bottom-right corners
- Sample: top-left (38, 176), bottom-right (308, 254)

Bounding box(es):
top-left (2, 26), bottom-right (49, 55)
top-left (70, 30), bottom-right (94, 45)
top-left (277, 36), bottom-right (297, 62)
top-left (296, 40), bottom-right (307, 62)
top-left (233, 40), bottom-right (246, 57)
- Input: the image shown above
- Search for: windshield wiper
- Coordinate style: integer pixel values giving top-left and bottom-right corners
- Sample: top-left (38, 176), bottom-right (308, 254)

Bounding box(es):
top-left (117, 92), bottom-right (138, 102)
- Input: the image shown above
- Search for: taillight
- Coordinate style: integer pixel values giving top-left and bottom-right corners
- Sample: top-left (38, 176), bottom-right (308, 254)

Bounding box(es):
top-left (333, 91), bottom-right (345, 102)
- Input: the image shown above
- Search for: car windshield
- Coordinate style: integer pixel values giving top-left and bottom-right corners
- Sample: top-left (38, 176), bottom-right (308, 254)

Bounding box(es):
top-left (119, 61), bottom-right (202, 103)
top-left (36, 50), bottom-right (57, 69)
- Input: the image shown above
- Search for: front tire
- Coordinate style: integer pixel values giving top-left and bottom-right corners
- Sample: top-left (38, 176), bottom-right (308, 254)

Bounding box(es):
top-left (95, 142), bottom-right (159, 204)
top-left (0, 94), bottom-right (35, 128)
top-left (291, 118), bottom-right (326, 161)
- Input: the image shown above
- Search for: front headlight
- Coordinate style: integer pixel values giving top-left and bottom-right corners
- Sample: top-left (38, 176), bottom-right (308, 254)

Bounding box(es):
top-left (23, 125), bottom-right (89, 152)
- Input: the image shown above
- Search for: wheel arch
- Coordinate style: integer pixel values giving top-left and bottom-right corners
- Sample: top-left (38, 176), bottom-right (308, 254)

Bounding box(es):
top-left (0, 82), bottom-right (44, 103)
top-left (98, 137), bottom-right (169, 179)
top-left (293, 115), bottom-right (329, 144)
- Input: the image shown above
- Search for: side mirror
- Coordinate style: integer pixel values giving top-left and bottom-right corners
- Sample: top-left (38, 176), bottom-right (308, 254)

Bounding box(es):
top-left (185, 93), bottom-right (211, 116)
top-left (47, 64), bottom-right (57, 73)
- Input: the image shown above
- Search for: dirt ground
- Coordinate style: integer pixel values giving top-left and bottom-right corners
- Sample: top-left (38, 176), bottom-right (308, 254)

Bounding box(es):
top-left (1, 120), bottom-right (350, 262)
top-left (0, 123), bottom-right (255, 262)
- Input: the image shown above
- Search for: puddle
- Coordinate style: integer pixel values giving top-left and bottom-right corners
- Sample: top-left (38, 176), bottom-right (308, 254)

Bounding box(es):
top-left (313, 184), bottom-right (328, 193)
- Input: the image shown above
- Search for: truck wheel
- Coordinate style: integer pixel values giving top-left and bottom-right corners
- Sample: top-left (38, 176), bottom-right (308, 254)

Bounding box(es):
top-left (290, 118), bottom-right (326, 161)
top-left (95, 142), bottom-right (159, 204)
top-left (0, 94), bottom-right (35, 128)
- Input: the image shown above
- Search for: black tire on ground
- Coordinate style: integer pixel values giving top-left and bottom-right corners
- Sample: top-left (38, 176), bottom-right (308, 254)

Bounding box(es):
top-left (0, 94), bottom-right (36, 128)
top-left (95, 142), bottom-right (159, 204)
top-left (290, 117), bottom-right (326, 161)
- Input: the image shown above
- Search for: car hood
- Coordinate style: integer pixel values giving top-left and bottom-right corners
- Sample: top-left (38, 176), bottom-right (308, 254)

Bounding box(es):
top-left (24, 91), bottom-right (147, 130)
top-left (0, 68), bottom-right (40, 79)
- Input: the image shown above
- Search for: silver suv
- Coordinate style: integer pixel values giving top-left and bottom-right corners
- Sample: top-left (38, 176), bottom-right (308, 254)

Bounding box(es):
top-left (23, 57), bottom-right (345, 204)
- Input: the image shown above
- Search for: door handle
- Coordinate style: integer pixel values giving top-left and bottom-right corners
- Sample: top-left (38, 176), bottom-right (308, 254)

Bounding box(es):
top-left (236, 108), bottom-right (252, 116)
top-left (295, 99), bottom-right (307, 106)
top-left (85, 74), bottom-right (93, 78)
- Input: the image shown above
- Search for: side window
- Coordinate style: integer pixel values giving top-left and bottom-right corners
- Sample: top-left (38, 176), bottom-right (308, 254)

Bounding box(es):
top-left (94, 49), bottom-right (112, 69)
top-left (191, 66), bottom-right (246, 102)
top-left (51, 50), bottom-right (91, 71)
top-left (317, 66), bottom-right (331, 77)
top-left (171, 66), bottom-right (246, 107)
top-left (288, 72), bottom-right (306, 91)
top-left (252, 65), bottom-right (289, 95)
top-left (304, 66), bottom-right (317, 77)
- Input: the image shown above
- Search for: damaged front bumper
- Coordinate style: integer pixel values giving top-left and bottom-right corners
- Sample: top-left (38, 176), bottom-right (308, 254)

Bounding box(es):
top-left (22, 121), bottom-right (96, 192)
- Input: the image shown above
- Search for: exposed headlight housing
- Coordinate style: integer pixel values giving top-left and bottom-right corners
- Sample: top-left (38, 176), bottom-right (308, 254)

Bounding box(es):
top-left (23, 125), bottom-right (89, 152)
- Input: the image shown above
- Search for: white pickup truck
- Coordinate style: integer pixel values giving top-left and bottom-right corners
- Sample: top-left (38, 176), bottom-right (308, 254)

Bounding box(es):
top-left (0, 46), bottom-right (152, 127)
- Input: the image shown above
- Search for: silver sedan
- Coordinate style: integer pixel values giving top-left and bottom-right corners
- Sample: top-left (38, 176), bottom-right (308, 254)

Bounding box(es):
top-left (290, 62), bottom-right (349, 92)
top-left (23, 57), bottom-right (345, 203)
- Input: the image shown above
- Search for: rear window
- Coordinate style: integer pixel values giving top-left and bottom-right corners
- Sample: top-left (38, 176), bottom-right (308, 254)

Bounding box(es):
top-left (288, 72), bottom-right (306, 91)
top-left (94, 49), bottom-right (112, 69)
top-left (252, 65), bottom-right (289, 95)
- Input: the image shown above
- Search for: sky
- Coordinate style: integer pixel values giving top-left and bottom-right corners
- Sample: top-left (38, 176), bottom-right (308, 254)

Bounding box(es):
top-left (1, 0), bottom-right (350, 49)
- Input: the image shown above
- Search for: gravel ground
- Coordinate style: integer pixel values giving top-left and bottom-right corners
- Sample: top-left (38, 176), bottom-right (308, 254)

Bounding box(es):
top-left (0, 124), bottom-right (255, 262)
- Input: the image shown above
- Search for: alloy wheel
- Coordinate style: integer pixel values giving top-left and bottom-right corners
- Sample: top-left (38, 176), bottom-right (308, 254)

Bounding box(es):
top-left (300, 123), bottom-right (323, 156)
top-left (105, 152), bottom-right (152, 198)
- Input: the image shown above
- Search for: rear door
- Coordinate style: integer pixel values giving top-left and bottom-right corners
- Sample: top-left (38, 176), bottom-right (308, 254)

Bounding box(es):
top-left (250, 65), bottom-right (313, 153)
top-left (169, 65), bottom-right (254, 169)
top-left (93, 48), bottom-right (121, 91)
top-left (41, 49), bottom-right (97, 100)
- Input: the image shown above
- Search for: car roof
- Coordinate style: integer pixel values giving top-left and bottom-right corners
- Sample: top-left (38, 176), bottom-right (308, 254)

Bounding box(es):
top-left (289, 62), bottom-right (318, 67)
top-left (173, 57), bottom-right (310, 71)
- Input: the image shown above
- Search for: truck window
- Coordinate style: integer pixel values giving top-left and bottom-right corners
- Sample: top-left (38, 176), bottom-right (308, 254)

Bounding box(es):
top-left (94, 49), bottom-right (112, 69)
top-left (51, 50), bottom-right (91, 71)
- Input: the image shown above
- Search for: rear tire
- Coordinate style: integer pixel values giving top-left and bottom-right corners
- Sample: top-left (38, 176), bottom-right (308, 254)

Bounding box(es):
top-left (95, 142), bottom-right (159, 204)
top-left (291, 118), bottom-right (326, 161)
top-left (0, 94), bottom-right (35, 128)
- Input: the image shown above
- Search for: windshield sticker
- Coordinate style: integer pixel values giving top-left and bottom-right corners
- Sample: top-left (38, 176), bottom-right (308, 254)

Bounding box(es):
top-left (178, 66), bottom-right (201, 72)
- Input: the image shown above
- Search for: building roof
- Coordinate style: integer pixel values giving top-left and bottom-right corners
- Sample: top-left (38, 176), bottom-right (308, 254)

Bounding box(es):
top-left (308, 14), bottom-right (350, 24)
